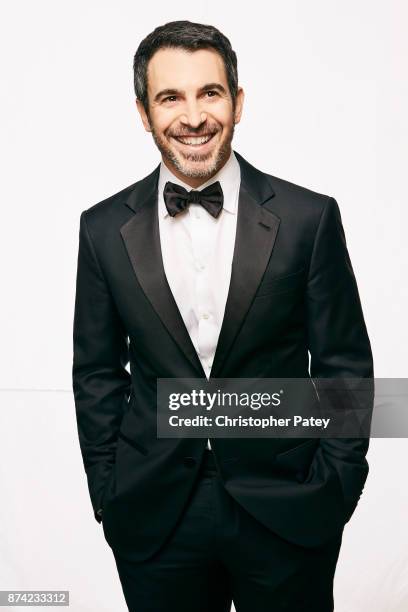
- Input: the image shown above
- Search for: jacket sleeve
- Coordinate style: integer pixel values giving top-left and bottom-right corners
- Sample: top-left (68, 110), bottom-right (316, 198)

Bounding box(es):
top-left (306, 197), bottom-right (374, 522)
top-left (72, 210), bottom-right (131, 522)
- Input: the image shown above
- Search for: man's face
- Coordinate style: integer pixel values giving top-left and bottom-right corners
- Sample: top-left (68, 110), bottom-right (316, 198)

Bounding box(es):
top-left (136, 47), bottom-right (244, 187)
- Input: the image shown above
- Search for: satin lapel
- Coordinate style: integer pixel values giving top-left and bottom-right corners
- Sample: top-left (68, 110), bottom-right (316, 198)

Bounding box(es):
top-left (120, 165), bottom-right (207, 377)
top-left (210, 152), bottom-right (280, 378)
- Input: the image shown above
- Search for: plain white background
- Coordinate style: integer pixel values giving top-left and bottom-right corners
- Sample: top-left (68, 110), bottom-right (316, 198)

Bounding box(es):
top-left (0, 1), bottom-right (407, 610)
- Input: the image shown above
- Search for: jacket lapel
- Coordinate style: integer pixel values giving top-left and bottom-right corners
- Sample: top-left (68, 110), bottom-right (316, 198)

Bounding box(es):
top-left (210, 152), bottom-right (280, 377)
top-left (120, 150), bottom-right (280, 377)
top-left (120, 165), bottom-right (207, 376)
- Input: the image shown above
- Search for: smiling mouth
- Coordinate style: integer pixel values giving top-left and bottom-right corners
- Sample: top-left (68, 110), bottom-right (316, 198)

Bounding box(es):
top-left (171, 132), bottom-right (217, 147)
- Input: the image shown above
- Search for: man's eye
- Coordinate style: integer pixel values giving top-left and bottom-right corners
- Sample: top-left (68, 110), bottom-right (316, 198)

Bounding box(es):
top-left (162, 91), bottom-right (218, 103)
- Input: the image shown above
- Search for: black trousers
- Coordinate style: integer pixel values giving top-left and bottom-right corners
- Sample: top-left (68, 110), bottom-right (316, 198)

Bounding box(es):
top-left (112, 450), bottom-right (343, 612)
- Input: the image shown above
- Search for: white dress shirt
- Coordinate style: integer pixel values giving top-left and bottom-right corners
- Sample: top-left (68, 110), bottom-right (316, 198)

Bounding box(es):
top-left (157, 150), bottom-right (241, 449)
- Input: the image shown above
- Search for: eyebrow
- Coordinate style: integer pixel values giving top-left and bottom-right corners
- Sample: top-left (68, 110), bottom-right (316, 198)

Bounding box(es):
top-left (153, 82), bottom-right (228, 103)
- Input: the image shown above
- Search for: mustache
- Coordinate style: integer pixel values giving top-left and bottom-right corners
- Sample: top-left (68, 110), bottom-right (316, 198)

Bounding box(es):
top-left (169, 127), bottom-right (219, 138)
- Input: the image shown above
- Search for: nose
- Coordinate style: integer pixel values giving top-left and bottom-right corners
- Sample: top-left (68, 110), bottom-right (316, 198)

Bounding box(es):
top-left (179, 99), bottom-right (207, 129)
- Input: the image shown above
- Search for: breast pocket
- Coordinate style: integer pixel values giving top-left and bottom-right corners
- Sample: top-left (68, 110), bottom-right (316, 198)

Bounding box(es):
top-left (255, 267), bottom-right (306, 298)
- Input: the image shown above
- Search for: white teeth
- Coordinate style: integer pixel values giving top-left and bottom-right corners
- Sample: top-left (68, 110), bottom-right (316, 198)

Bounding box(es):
top-left (175, 134), bottom-right (213, 145)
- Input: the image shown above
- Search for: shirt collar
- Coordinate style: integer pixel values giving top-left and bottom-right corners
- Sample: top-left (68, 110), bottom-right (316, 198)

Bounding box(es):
top-left (158, 149), bottom-right (241, 219)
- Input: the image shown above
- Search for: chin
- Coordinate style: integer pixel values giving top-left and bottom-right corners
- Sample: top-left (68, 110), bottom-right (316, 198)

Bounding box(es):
top-left (176, 159), bottom-right (218, 179)
top-left (171, 146), bottom-right (229, 179)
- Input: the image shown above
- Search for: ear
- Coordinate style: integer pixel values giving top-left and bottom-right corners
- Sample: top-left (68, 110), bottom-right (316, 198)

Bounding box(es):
top-left (234, 87), bottom-right (245, 125)
top-left (136, 98), bottom-right (152, 132)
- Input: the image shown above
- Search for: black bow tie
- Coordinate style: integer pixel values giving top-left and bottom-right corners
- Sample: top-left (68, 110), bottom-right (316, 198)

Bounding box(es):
top-left (163, 181), bottom-right (224, 219)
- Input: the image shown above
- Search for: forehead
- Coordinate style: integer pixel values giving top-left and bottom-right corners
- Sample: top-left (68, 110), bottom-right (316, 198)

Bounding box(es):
top-left (147, 47), bottom-right (228, 93)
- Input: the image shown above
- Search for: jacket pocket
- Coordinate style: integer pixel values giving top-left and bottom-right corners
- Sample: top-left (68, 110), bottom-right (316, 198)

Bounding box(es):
top-left (255, 267), bottom-right (306, 298)
top-left (274, 439), bottom-right (319, 480)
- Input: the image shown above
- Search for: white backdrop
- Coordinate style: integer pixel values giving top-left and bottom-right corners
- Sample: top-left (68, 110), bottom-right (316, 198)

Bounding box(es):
top-left (0, 1), bottom-right (407, 610)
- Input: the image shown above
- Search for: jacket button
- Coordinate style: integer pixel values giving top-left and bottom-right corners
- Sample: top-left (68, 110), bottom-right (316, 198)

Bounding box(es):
top-left (96, 508), bottom-right (103, 517)
top-left (183, 457), bottom-right (196, 468)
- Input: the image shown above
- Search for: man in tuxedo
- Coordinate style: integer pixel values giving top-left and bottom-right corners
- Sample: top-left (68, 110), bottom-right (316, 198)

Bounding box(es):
top-left (72, 20), bottom-right (373, 612)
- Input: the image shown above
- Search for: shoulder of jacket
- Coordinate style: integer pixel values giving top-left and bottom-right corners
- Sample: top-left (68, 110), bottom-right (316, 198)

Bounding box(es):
top-left (82, 181), bottom-right (137, 220)
top-left (265, 171), bottom-right (332, 211)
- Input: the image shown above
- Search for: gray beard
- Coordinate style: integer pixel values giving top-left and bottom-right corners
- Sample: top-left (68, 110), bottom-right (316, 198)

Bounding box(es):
top-left (151, 124), bottom-right (235, 179)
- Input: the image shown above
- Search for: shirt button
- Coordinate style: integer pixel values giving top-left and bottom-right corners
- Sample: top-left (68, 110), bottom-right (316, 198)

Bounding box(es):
top-left (202, 313), bottom-right (209, 320)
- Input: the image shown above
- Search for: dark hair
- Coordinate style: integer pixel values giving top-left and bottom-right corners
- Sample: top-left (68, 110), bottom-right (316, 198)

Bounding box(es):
top-left (133, 20), bottom-right (238, 116)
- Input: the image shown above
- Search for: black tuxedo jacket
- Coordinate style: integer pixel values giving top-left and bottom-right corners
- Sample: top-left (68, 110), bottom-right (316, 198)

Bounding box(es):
top-left (72, 150), bottom-right (373, 562)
